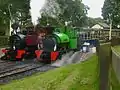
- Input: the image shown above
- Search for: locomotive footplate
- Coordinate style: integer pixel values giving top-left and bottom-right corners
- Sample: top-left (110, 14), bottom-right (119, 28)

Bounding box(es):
top-left (35, 50), bottom-right (59, 63)
top-left (40, 51), bottom-right (51, 63)
top-left (1, 49), bottom-right (26, 61)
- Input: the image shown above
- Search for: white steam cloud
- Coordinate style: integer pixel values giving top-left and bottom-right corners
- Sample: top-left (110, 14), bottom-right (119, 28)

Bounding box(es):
top-left (30, 0), bottom-right (45, 25)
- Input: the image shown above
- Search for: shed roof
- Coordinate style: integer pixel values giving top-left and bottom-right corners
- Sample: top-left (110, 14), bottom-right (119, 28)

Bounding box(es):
top-left (98, 23), bottom-right (109, 28)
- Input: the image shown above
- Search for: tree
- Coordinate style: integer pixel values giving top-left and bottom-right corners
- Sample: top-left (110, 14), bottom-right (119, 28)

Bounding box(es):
top-left (102, 0), bottom-right (120, 28)
top-left (38, 13), bottom-right (60, 26)
top-left (39, 0), bottom-right (89, 27)
top-left (87, 17), bottom-right (105, 27)
top-left (0, 0), bottom-right (32, 30)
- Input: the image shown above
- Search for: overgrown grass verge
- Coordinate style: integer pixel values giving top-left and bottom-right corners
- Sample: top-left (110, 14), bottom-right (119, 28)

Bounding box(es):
top-left (110, 66), bottom-right (120, 90)
top-left (113, 45), bottom-right (120, 55)
top-left (111, 45), bottom-right (120, 90)
top-left (0, 54), bottom-right (98, 90)
top-left (0, 36), bottom-right (9, 47)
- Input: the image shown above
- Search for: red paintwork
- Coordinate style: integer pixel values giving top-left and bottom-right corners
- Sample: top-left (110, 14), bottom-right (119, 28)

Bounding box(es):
top-left (25, 35), bottom-right (38, 46)
top-left (7, 55), bottom-right (10, 58)
top-left (1, 49), bottom-right (8, 53)
top-left (35, 50), bottom-right (43, 59)
top-left (51, 52), bottom-right (59, 61)
top-left (16, 50), bottom-right (26, 59)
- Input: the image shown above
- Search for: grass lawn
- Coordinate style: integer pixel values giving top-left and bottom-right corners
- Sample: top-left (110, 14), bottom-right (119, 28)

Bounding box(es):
top-left (110, 67), bottom-right (120, 90)
top-left (112, 45), bottom-right (120, 54)
top-left (0, 54), bottom-right (98, 90)
top-left (111, 45), bottom-right (120, 90)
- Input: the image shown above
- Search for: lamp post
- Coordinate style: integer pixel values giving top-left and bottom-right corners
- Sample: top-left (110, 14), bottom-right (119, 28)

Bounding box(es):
top-left (8, 4), bottom-right (12, 20)
top-left (65, 21), bottom-right (68, 26)
top-left (8, 4), bottom-right (12, 36)
top-left (109, 14), bottom-right (112, 40)
top-left (109, 19), bottom-right (112, 40)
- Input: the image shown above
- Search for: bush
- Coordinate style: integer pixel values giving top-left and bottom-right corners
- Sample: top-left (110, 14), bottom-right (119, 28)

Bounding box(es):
top-left (0, 36), bottom-right (9, 47)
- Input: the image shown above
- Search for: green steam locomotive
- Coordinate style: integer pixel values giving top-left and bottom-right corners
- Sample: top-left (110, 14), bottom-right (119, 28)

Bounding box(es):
top-left (0, 25), bottom-right (79, 63)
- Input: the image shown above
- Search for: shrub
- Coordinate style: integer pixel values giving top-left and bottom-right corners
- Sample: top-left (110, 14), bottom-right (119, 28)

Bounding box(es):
top-left (0, 36), bottom-right (9, 47)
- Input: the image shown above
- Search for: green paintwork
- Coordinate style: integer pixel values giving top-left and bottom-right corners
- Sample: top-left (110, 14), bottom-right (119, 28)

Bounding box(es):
top-left (54, 32), bottom-right (70, 44)
top-left (69, 39), bottom-right (77, 49)
top-left (65, 27), bottom-right (78, 49)
top-left (54, 27), bottom-right (65, 33)
top-left (54, 26), bottom-right (78, 50)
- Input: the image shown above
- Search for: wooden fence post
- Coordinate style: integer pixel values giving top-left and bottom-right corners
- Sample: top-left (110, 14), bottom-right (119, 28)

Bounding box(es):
top-left (97, 42), bottom-right (112, 90)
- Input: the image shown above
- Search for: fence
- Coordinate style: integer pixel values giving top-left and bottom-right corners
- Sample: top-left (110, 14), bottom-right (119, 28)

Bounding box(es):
top-left (97, 42), bottom-right (111, 90)
top-left (77, 28), bottom-right (120, 41)
top-left (108, 38), bottom-right (120, 87)
top-left (96, 37), bottom-right (120, 90)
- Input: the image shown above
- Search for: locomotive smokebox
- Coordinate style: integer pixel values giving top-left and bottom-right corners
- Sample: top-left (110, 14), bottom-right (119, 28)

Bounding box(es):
top-left (9, 34), bottom-right (26, 49)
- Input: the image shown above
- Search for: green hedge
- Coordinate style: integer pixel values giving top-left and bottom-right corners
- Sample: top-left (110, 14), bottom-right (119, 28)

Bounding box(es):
top-left (0, 36), bottom-right (9, 47)
top-left (111, 38), bottom-right (120, 46)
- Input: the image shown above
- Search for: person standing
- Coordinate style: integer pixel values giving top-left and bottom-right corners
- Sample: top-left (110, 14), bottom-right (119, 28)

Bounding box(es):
top-left (36, 29), bottom-right (46, 49)
top-left (37, 32), bottom-right (44, 49)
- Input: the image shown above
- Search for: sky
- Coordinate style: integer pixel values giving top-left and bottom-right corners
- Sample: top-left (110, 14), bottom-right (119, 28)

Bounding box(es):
top-left (82, 0), bottom-right (105, 18)
top-left (30, 0), bottom-right (45, 25)
top-left (30, 0), bottom-right (105, 24)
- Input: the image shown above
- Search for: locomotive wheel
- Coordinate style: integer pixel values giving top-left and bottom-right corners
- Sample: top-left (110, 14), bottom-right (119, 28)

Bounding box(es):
top-left (39, 59), bottom-right (51, 64)
top-left (16, 54), bottom-right (25, 61)
top-left (0, 55), bottom-right (8, 60)
top-left (45, 60), bottom-right (51, 64)
top-left (73, 49), bottom-right (78, 52)
top-left (60, 47), bottom-right (68, 54)
top-left (23, 53), bottom-right (36, 60)
top-left (57, 53), bottom-right (62, 60)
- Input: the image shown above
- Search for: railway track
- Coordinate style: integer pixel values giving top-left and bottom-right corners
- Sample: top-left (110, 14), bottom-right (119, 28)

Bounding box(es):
top-left (0, 64), bottom-right (43, 78)
top-left (0, 51), bottom-right (94, 84)
top-left (0, 61), bottom-right (57, 84)
top-left (0, 62), bottom-right (16, 70)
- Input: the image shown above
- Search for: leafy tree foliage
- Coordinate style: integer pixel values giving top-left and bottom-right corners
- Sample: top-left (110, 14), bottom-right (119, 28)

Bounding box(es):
top-left (38, 14), bottom-right (60, 26)
top-left (0, 0), bottom-right (32, 33)
top-left (87, 17), bottom-right (105, 27)
top-left (102, 0), bottom-right (120, 28)
top-left (38, 0), bottom-right (89, 27)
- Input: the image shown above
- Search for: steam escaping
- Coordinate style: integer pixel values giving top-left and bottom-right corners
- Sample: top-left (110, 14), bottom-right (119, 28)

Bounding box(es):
top-left (30, 0), bottom-right (45, 25)
top-left (41, 0), bottom-right (60, 18)
top-left (51, 47), bottom-right (96, 67)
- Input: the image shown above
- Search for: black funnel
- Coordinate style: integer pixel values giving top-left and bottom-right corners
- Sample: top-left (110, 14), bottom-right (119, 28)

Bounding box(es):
top-left (11, 23), bottom-right (19, 30)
